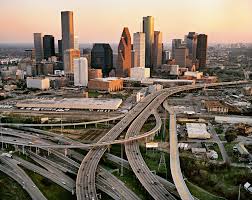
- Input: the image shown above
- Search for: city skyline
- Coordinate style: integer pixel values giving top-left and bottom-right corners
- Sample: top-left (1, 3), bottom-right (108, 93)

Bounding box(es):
top-left (1, 0), bottom-right (252, 44)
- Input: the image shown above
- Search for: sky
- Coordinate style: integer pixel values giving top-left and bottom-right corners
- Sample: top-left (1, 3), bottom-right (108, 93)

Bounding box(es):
top-left (0, 0), bottom-right (252, 44)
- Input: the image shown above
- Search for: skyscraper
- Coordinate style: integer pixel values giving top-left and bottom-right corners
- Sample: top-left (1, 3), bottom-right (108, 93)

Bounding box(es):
top-left (133, 32), bottom-right (145, 68)
top-left (174, 47), bottom-right (189, 68)
top-left (64, 49), bottom-right (80, 84)
top-left (152, 31), bottom-right (163, 68)
top-left (58, 40), bottom-right (63, 61)
top-left (185, 32), bottom-right (197, 62)
top-left (196, 34), bottom-right (208, 69)
top-left (74, 57), bottom-right (88, 87)
top-left (33, 33), bottom-right (44, 62)
top-left (143, 16), bottom-right (154, 68)
top-left (43, 35), bottom-right (55, 60)
top-left (172, 39), bottom-right (182, 59)
top-left (61, 11), bottom-right (74, 54)
top-left (63, 49), bottom-right (80, 74)
top-left (91, 43), bottom-right (113, 77)
top-left (117, 27), bottom-right (132, 77)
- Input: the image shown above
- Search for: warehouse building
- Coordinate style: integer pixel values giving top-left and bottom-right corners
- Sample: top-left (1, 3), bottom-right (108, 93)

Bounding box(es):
top-left (16, 98), bottom-right (122, 110)
top-left (186, 123), bottom-right (211, 139)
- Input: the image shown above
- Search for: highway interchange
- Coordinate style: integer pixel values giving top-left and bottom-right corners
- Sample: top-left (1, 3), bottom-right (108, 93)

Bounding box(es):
top-left (0, 80), bottom-right (249, 200)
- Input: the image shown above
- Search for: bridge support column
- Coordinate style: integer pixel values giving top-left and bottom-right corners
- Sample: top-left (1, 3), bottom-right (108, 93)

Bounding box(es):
top-left (36, 147), bottom-right (38, 154)
top-left (64, 148), bottom-right (68, 157)
top-left (48, 148), bottom-right (50, 156)
top-left (84, 124), bottom-right (86, 129)
top-left (22, 145), bottom-right (25, 155)
top-left (95, 123), bottom-right (97, 128)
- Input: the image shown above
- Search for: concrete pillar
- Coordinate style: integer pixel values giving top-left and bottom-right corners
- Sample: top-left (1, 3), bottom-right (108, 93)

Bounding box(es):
top-left (64, 148), bottom-right (68, 157)
top-left (22, 146), bottom-right (25, 155)
top-left (84, 124), bottom-right (86, 129)
top-left (95, 123), bottom-right (97, 128)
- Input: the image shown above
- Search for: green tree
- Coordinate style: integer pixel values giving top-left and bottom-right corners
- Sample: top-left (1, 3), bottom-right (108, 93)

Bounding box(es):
top-left (225, 130), bottom-right (237, 142)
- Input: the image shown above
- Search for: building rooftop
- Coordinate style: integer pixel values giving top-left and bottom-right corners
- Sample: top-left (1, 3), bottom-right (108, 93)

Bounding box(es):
top-left (16, 98), bottom-right (122, 110)
top-left (186, 123), bottom-right (211, 139)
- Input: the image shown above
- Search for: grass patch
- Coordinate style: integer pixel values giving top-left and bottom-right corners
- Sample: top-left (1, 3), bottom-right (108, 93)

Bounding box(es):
top-left (187, 180), bottom-right (226, 200)
top-left (24, 169), bottom-right (76, 200)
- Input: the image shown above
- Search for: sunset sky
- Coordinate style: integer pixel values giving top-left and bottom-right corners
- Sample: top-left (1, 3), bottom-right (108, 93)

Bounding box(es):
top-left (0, 0), bottom-right (252, 44)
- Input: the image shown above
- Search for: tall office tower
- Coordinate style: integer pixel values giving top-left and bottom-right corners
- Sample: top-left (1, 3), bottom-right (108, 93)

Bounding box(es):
top-left (74, 36), bottom-right (79, 50)
top-left (58, 40), bottom-right (63, 61)
top-left (143, 16), bottom-right (154, 68)
top-left (61, 11), bottom-right (74, 54)
top-left (174, 47), bottom-right (189, 68)
top-left (196, 34), bottom-right (208, 69)
top-left (117, 27), bottom-right (132, 77)
top-left (171, 39), bottom-right (182, 59)
top-left (152, 31), bottom-right (163, 68)
top-left (43, 35), bottom-right (55, 60)
top-left (185, 32), bottom-right (197, 61)
top-left (33, 33), bottom-right (44, 62)
top-left (74, 57), bottom-right (88, 87)
top-left (91, 43), bottom-right (113, 77)
top-left (133, 32), bottom-right (145, 67)
top-left (63, 49), bottom-right (80, 84)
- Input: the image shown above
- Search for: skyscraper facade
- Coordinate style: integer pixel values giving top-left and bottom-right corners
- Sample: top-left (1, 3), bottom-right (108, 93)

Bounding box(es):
top-left (43, 35), bottom-right (55, 60)
top-left (143, 16), bottom-right (154, 68)
top-left (172, 39), bottom-right (183, 59)
top-left (152, 31), bottom-right (163, 68)
top-left (117, 27), bottom-right (132, 77)
top-left (196, 34), bottom-right (208, 69)
top-left (74, 57), bottom-right (88, 87)
top-left (33, 33), bottom-right (44, 62)
top-left (58, 40), bottom-right (63, 61)
top-left (185, 32), bottom-right (197, 62)
top-left (174, 47), bottom-right (189, 68)
top-left (64, 49), bottom-right (80, 85)
top-left (63, 49), bottom-right (80, 74)
top-left (91, 43), bottom-right (113, 77)
top-left (61, 11), bottom-right (74, 54)
top-left (133, 32), bottom-right (145, 68)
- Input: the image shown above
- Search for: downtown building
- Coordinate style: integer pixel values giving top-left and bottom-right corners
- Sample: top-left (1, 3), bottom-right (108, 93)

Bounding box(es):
top-left (185, 32), bottom-right (198, 62)
top-left (152, 31), bottom-right (163, 69)
top-left (133, 32), bottom-right (145, 68)
top-left (63, 49), bottom-right (80, 85)
top-left (91, 43), bottom-right (113, 77)
top-left (61, 11), bottom-right (74, 54)
top-left (171, 39), bottom-right (182, 59)
top-left (33, 33), bottom-right (44, 62)
top-left (117, 27), bottom-right (132, 77)
top-left (196, 34), bottom-right (208, 69)
top-left (143, 16), bottom-right (154, 68)
top-left (74, 57), bottom-right (88, 87)
top-left (43, 35), bottom-right (55, 60)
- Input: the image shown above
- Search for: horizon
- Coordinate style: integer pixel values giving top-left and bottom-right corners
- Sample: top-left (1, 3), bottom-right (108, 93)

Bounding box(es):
top-left (1, 0), bottom-right (252, 44)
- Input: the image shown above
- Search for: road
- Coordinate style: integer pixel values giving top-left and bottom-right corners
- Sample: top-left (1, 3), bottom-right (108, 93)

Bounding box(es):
top-left (0, 155), bottom-right (47, 200)
top-left (208, 122), bottom-right (230, 164)
top-left (164, 101), bottom-right (194, 200)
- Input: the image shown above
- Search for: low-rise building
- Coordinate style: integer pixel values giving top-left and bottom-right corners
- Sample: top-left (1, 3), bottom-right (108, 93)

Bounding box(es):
top-left (186, 123), bottom-right (211, 139)
top-left (205, 100), bottom-right (229, 113)
top-left (26, 77), bottom-right (50, 90)
top-left (88, 77), bottom-right (123, 92)
top-left (16, 97), bottom-right (122, 110)
top-left (130, 67), bottom-right (150, 80)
